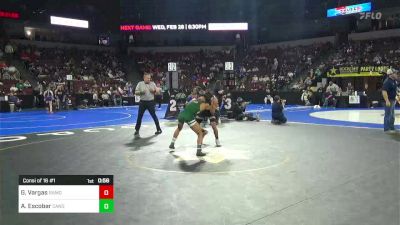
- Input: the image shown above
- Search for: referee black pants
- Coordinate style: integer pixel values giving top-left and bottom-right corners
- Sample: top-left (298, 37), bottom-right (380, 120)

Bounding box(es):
top-left (135, 100), bottom-right (161, 131)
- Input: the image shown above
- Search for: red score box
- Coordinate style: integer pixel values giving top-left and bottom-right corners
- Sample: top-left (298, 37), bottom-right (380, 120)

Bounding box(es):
top-left (99, 185), bottom-right (114, 199)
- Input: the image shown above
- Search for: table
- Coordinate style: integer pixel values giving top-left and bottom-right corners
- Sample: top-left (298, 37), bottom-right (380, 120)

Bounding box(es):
top-left (336, 95), bottom-right (369, 108)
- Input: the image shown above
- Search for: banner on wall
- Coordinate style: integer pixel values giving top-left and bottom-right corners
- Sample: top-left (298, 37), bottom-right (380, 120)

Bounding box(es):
top-left (327, 65), bottom-right (389, 77)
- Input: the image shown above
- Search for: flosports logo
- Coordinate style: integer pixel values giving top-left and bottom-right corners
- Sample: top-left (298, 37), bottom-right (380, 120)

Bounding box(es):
top-left (359, 12), bottom-right (382, 20)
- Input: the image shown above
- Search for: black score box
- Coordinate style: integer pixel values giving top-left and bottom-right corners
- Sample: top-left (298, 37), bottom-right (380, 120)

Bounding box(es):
top-left (18, 175), bottom-right (114, 213)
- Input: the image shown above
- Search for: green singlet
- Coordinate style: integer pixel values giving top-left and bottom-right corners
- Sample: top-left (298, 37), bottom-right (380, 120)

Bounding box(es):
top-left (178, 101), bottom-right (201, 126)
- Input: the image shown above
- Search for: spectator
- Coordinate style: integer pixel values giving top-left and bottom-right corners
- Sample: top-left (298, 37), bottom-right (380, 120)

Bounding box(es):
top-left (55, 85), bottom-right (65, 110)
top-left (114, 85), bottom-right (123, 106)
top-left (93, 90), bottom-right (99, 107)
top-left (304, 75), bottom-right (312, 87)
top-left (8, 83), bottom-right (17, 93)
top-left (301, 89), bottom-right (312, 106)
top-left (344, 82), bottom-right (354, 96)
top-left (5, 43), bottom-right (14, 55)
top-left (9, 92), bottom-right (22, 112)
top-left (326, 81), bottom-right (340, 95)
top-left (314, 88), bottom-right (324, 106)
top-left (252, 75), bottom-right (259, 83)
top-left (271, 95), bottom-right (287, 125)
top-left (77, 86), bottom-right (84, 94)
top-left (382, 69), bottom-right (398, 133)
top-left (323, 91), bottom-right (337, 108)
top-left (292, 79), bottom-right (304, 90)
top-left (23, 80), bottom-right (32, 88)
top-left (231, 97), bottom-right (259, 121)
top-left (43, 86), bottom-right (54, 113)
top-left (33, 82), bottom-right (43, 108)
top-left (16, 80), bottom-right (24, 93)
top-left (272, 58), bottom-right (279, 71)
top-left (101, 91), bottom-right (110, 107)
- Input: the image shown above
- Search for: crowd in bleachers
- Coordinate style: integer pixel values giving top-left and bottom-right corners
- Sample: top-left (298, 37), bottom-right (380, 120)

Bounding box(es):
top-left (1, 36), bottom-right (399, 111)
top-left (0, 41), bottom-right (134, 110)
top-left (134, 49), bottom-right (234, 93)
top-left (19, 45), bottom-right (126, 82)
top-left (132, 43), bottom-right (334, 94)
top-left (238, 42), bottom-right (333, 93)
top-left (325, 38), bottom-right (400, 67)
top-left (292, 37), bottom-right (400, 92)
top-left (292, 37), bottom-right (400, 107)
top-left (0, 41), bottom-right (30, 96)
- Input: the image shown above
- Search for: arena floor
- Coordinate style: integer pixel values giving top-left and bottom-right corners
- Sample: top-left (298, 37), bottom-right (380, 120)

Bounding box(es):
top-left (0, 105), bottom-right (399, 225)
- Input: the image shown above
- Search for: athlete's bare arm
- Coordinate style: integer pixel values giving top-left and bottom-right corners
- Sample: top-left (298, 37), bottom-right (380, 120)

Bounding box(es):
top-left (200, 103), bottom-right (211, 112)
top-left (210, 96), bottom-right (219, 114)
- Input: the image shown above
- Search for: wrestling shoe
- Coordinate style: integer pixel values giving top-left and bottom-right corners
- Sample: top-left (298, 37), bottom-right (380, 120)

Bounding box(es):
top-left (384, 130), bottom-right (396, 134)
top-left (216, 139), bottom-right (221, 147)
top-left (196, 150), bottom-right (206, 157)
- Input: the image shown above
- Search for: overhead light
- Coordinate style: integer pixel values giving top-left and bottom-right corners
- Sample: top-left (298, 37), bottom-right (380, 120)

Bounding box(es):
top-left (208, 23), bottom-right (248, 31)
top-left (50, 16), bottom-right (89, 28)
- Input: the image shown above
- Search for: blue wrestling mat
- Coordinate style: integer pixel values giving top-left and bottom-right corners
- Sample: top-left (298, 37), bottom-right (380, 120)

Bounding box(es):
top-left (1, 104), bottom-right (399, 136)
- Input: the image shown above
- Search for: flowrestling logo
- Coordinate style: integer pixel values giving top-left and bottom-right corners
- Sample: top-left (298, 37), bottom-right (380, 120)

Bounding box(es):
top-left (359, 12), bottom-right (382, 20)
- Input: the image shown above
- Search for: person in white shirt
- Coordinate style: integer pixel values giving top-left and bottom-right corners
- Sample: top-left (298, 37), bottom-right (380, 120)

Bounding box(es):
top-left (93, 91), bottom-right (99, 107)
top-left (134, 74), bottom-right (162, 135)
top-left (43, 86), bottom-right (54, 113)
top-left (301, 90), bottom-right (312, 106)
top-left (326, 81), bottom-right (340, 95)
top-left (101, 91), bottom-right (110, 107)
top-left (252, 75), bottom-right (258, 83)
top-left (5, 43), bottom-right (14, 54)
top-left (10, 85), bottom-right (18, 93)
top-left (273, 58), bottom-right (279, 71)
top-left (24, 80), bottom-right (32, 88)
top-left (345, 82), bottom-right (354, 96)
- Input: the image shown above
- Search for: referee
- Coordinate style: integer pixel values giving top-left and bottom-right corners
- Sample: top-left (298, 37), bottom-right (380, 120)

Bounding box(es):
top-left (134, 74), bottom-right (162, 136)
